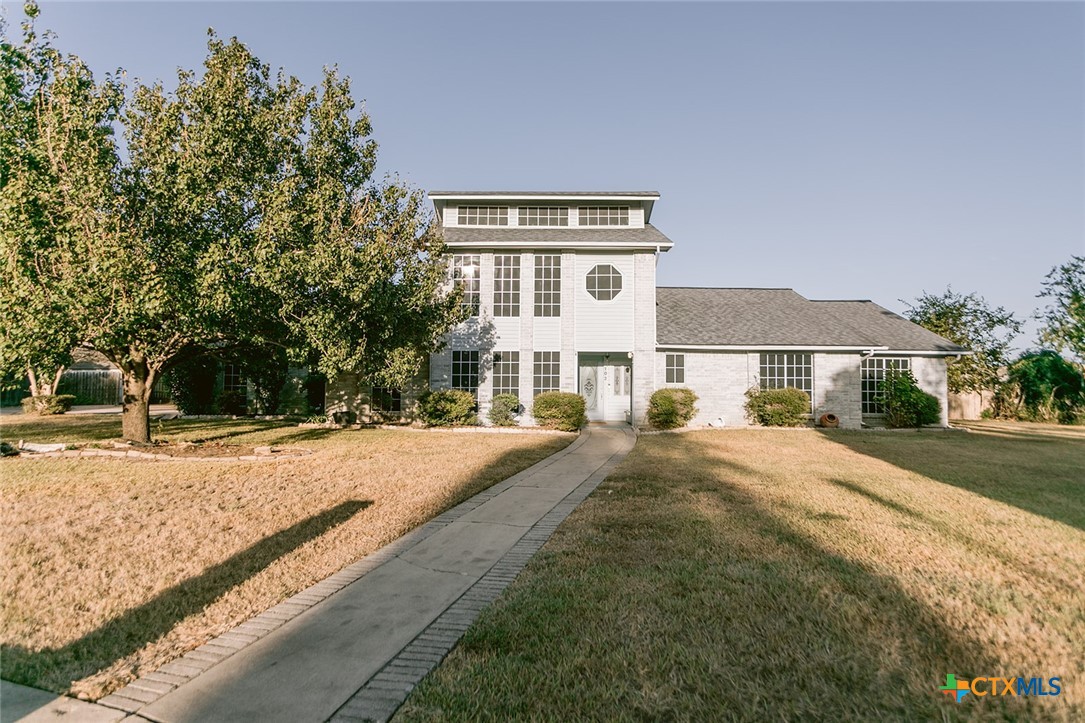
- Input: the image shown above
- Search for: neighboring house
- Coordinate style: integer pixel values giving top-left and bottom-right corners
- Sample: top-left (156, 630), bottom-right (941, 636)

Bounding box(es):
top-left (327, 191), bottom-right (968, 428)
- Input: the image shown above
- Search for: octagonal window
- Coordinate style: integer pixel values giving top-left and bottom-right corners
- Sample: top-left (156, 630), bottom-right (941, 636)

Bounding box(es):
top-left (586, 264), bottom-right (623, 301)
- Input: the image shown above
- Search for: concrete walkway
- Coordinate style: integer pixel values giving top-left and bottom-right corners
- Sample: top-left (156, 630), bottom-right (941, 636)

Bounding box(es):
top-left (80, 426), bottom-right (634, 723)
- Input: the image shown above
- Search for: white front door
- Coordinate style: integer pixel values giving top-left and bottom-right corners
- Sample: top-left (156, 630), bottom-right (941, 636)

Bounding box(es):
top-left (579, 356), bottom-right (632, 423)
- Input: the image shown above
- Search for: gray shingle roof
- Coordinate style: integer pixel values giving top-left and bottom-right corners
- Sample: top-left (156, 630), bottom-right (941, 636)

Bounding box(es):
top-left (656, 287), bottom-right (968, 352)
top-left (441, 224), bottom-right (674, 247)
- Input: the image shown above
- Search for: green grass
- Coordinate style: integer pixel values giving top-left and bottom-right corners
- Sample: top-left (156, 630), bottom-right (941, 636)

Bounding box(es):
top-left (1, 414), bottom-right (572, 699)
top-left (398, 422), bottom-right (1085, 722)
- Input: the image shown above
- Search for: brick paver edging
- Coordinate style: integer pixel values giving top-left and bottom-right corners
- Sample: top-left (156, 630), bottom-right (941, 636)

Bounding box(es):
top-left (328, 427), bottom-right (634, 723)
top-left (95, 430), bottom-right (597, 716)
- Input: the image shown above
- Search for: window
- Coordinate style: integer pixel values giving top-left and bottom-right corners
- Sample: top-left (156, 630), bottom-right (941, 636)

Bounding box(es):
top-left (493, 255), bottom-right (520, 317)
top-left (518, 207), bottom-right (568, 227)
top-left (223, 363), bottom-right (246, 399)
top-left (533, 351), bottom-right (560, 397)
top-left (492, 351), bottom-right (520, 398)
top-left (452, 254), bottom-right (480, 316)
top-left (586, 264), bottom-right (623, 301)
top-left (451, 350), bottom-right (480, 393)
top-left (666, 354), bottom-right (685, 384)
top-left (759, 353), bottom-right (813, 408)
top-left (534, 254), bottom-right (561, 317)
top-left (457, 206), bottom-right (508, 226)
top-left (578, 206), bottom-right (629, 226)
top-left (614, 365), bottom-right (631, 396)
top-left (861, 357), bottom-right (911, 414)
top-left (371, 387), bottom-right (402, 413)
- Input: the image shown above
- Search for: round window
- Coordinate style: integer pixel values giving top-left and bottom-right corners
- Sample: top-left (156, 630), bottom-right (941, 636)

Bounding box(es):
top-left (586, 264), bottom-right (623, 301)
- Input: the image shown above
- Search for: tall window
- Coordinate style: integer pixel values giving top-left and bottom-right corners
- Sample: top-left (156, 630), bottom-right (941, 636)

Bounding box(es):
top-left (492, 351), bottom-right (520, 398)
top-left (493, 255), bottom-right (520, 317)
top-left (534, 254), bottom-right (561, 317)
top-left (666, 354), bottom-right (685, 384)
top-left (578, 206), bottom-right (629, 226)
top-left (223, 363), bottom-right (246, 399)
top-left (451, 351), bottom-right (480, 394)
top-left (371, 387), bottom-right (402, 413)
top-left (861, 357), bottom-right (911, 414)
top-left (452, 254), bottom-right (480, 316)
top-left (759, 353), bottom-right (813, 408)
top-left (614, 365), bottom-right (631, 396)
top-left (533, 352), bottom-right (560, 397)
top-left (586, 264), bottom-right (623, 301)
top-left (457, 206), bottom-right (508, 226)
top-left (518, 207), bottom-right (568, 227)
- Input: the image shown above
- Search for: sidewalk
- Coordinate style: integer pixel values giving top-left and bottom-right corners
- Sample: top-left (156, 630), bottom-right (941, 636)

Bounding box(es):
top-left (89, 425), bottom-right (634, 723)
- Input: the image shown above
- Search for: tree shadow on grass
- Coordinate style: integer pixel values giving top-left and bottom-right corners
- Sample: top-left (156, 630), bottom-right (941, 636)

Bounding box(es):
top-left (532, 435), bottom-right (1042, 720)
top-left (1, 500), bottom-right (370, 692)
top-left (817, 427), bottom-right (1085, 532)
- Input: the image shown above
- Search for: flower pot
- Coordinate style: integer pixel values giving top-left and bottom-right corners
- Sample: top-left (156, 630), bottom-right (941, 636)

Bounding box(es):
top-left (819, 413), bottom-right (839, 428)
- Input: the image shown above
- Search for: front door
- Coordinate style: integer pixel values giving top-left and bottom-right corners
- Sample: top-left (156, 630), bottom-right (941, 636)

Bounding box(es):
top-left (579, 355), bottom-right (632, 423)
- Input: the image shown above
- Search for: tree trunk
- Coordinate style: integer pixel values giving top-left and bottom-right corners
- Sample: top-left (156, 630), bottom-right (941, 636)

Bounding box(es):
top-left (121, 363), bottom-right (152, 443)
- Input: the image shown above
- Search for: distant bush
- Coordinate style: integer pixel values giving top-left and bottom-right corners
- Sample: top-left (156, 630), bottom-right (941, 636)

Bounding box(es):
top-left (419, 389), bottom-right (477, 426)
top-left (532, 392), bottom-right (586, 432)
top-left (20, 394), bottom-right (76, 415)
top-left (994, 350), bottom-right (1085, 424)
top-left (744, 387), bottom-right (810, 427)
top-left (489, 393), bottom-right (521, 427)
top-left (648, 388), bottom-right (699, 429)
top-left (877, 369), bottom-right (941, 428)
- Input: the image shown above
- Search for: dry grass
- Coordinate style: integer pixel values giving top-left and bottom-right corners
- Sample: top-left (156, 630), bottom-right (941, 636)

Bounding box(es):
top-left (0, 414), bottom-right (572, 700)
top-left (399, 421), bottom-right (1085, 722)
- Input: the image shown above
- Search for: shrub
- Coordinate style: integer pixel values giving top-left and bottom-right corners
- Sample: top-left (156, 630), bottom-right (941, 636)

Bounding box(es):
top-left (648, 388), bottom-right (699, 429)
top-left (744, 387), bottom-right (810, 427)
top-left (217, 389), bottom-right (249, 416)
top-left (997, 350), bottom-right (1085, 424)
top-left (489, 393), bottom-right (521, 427)
top-left (877, 369), bottom-right (942, 428)
top-left (532, 391), bottom-right (586, 431)
top-left (419, 389), bottom-right (478, 426)
top-left (168, 356), bottom-right (218, 415)
top-left (20, 394), bottom-right (76, 415)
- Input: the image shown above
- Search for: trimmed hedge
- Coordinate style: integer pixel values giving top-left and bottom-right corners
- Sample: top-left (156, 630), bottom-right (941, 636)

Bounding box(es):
top-left (20, 394), bottom-right (76, 415)
top-left (532, 392), bottom-right (586, 432)
top-left (878, 369), bottom-right (941, 428)
top-left (744, 386), bottom-right (810, 427)
top-left (488, 393), bottom-right (521, 427)
top-left (419, 389), bottom-right (478, 426)
top-left (648, 388), bottom-right (699, 429)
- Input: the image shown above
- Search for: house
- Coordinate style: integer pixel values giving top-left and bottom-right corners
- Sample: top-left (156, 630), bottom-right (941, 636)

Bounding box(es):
top-left (326, 191), bottom-right (968, 428)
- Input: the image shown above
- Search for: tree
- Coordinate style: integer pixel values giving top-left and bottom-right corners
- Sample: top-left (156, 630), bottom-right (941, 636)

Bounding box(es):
top-left (996, 350), bottom-right (1085, 424)
top-left (2, 5), bottom-right (462, 441)
top-left (903, 288), bottom-right (1022, 394)
top-left (1037, 256), bottom-right (1084, 363)
top-left (0, 2), bottom-right (122, 398)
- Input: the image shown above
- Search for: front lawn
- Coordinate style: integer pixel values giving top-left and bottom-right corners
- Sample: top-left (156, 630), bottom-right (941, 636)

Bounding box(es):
top-left (0, 415), bottom-right (572, 700)
top-left (399, 422), bottom-right (1084, 721)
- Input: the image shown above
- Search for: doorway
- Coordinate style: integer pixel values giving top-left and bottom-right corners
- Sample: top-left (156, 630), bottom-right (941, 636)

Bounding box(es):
top-left (578, 353), bottom-right (632, 423)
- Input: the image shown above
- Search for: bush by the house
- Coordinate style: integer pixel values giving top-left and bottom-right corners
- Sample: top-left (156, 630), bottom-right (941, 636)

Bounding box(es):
top-left (20, 394), bottom-right (76, 415)
top-left (217, 389), bottom-right (249, 416)
top-left (877, 369), bottom-right (941, 428)
top-left (744, 386), bottom-right (810, 427)
top-left (489, 393), bottom-right (521, 427)
top-left (419, 389), bottom-right (478, 426)
top-left (531, 392), bottom-right (586, 431)
top-left (648, 388), bottom-right (699, 429)
top-left (168, 356), bottom-right (218, 415)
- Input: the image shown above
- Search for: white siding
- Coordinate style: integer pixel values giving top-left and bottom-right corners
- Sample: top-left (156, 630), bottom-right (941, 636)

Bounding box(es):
top-left (534, 317), bottom-right (561, 351)
top-left (574, 252), bottom-right (635, 351)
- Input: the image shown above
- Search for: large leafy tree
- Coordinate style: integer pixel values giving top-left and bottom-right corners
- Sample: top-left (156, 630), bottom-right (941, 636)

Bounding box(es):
top-left (903, 288), bottom-right (1022, 394)
top-left (0, 3), bottom-right (122, 396)
top-left (2, 5), bottom-right (461, 441)
top-left (1037, 255), bottom-right (1084, 363)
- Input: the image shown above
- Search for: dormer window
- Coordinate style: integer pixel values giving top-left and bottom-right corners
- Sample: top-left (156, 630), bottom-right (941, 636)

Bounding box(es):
top-left (518, 207), bottom-right (569, 227)
top-left (578, 206), bottom-right (629, 226)
top-left (458, 206), bottom-right (508, 226)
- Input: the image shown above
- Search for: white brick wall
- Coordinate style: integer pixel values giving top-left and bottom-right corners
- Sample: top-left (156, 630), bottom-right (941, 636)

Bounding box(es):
top-left (813, 353), bottom-right (863, 428)
top-left (631, 252), bottom-right (657, 426)
top-left (912, 356), bottom-right (950, 426)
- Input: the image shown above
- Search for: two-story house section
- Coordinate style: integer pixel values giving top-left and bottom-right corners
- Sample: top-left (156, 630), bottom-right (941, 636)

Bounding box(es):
top-left (427, 191), bottom-right (673, 425)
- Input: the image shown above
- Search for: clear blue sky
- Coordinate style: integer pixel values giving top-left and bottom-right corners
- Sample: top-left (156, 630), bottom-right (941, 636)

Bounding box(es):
top-left (11, 1), bottom-right (1085, 346)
